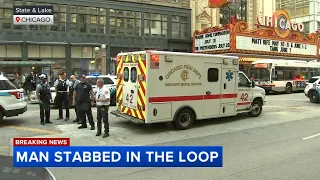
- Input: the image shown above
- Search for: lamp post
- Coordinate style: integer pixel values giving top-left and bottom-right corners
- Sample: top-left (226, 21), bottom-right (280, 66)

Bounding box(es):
top-left (94, 44), bottom-right (107, 75)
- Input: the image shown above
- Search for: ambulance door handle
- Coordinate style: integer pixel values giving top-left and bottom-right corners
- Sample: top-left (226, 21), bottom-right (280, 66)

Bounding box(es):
top-left (224, 83), bottom-right (227, 89)
top-left (206, 91), bottom-right (211, 95)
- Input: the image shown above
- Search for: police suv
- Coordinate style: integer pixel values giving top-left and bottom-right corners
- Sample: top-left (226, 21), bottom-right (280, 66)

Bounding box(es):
top-left (0, 75), bottom-right (27, 121)
top-left (304, 76), bottom-right (320, 103)
top-left (86, 74), bottom-right (117, 106)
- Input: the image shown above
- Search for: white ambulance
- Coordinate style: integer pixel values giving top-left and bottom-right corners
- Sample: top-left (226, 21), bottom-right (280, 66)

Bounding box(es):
top-left (111, 51), bottom-right (266, 129)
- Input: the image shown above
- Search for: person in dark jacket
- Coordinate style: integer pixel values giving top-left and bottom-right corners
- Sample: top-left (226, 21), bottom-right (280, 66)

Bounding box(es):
top-left (72, 75), bottom-right (95, 130)
top-left (70, 75), bottom-right (85, 124)
top-left (54, 72), bottom-right (71, 121)
top-left (36, 74), bottom-right (53, 125)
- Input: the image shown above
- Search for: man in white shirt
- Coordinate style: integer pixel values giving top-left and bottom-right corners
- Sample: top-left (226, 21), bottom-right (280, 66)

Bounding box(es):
top-left (95, 78), bottom-right (110, 138)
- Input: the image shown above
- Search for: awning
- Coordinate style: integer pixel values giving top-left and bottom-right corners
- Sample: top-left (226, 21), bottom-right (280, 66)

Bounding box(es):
top-left (0, 60), bottom-right (55, 66)
top-left (239, 57), bottom-right (263, 62)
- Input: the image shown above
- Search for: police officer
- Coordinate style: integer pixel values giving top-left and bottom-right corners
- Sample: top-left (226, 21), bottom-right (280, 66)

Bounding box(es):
top-left (36, 74), bottom-right (52, 125)
top-left (54, 72), bottom-right (71, 121)
top-left (70, 75), bottom-right (86, 124)
top-left (72, 75), bottom-right (95, 130)
top-left (95, 78), bottom-right (110, 138)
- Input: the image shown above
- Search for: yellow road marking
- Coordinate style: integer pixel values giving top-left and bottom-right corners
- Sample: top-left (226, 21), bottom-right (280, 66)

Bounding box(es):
top-left (3, 125), bottom-right (62, 135)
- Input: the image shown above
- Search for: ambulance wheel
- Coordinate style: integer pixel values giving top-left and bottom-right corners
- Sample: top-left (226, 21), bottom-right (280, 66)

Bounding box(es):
top-left (173, 108), bottom-right (195, 130)
top-left (285, 83), bottom-right (292, 94)
top-left (248, 100), bottom-right (262, 117)
top-left (309, 91), bottom-right (319, 103)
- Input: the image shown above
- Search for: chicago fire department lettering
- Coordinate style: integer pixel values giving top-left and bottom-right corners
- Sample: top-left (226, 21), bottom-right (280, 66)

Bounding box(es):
top-left (165, 65), bottom-right (202, 80)
top-left (165, 64), bottom-right (202, 86)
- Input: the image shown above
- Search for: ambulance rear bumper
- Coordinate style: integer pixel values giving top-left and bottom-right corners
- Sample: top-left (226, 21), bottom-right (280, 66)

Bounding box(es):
top-left (111, 110), bottom-right (145, 124)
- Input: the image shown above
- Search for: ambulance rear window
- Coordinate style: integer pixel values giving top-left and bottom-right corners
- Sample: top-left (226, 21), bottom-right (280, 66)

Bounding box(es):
top-left (131, 67), bottom-right (137, 83)
top-left (123, 67), bottom-right (129, 82)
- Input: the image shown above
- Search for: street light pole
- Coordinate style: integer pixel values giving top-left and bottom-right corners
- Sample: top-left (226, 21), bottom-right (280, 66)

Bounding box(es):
top-left (101, 44), bottom-right (107, 75)
top-left (95, 44), bottom-right (107, 75)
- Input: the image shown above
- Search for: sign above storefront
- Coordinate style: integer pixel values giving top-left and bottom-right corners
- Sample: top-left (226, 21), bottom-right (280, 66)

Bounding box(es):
top-left (194, 30), bottom-right (230, 52)
top-left (256, 10), bottom-right (304, 38)
top-left (236, 36), bottom-right (317, 56)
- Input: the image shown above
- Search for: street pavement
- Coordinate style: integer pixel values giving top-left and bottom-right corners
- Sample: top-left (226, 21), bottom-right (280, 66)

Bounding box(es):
top-left (1, 92), bottom-right (320, 180)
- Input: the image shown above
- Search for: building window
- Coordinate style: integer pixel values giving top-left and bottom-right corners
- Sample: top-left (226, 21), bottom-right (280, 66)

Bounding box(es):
top-left (28, 45), bottom-right (65, 58)
top-left (135, 12), bottom-right (142, 36)
top-left (76, 6), bottom-right (107, 34)
top-left (277, 0), bottom-right (309, 18)
top-left (144, 13), bottom-right (167, 37)
top-left (172, 15), bottom-right (180, 38)
top-left (150, 13), bottom-right (161, 37)
top-left (78, 6), bottom-right (90, 33)
top-left (110, 9), bottom-right (137, 36)
top-left (0, 1), bottom-right (13, 30)
top-left (144, 13), bottom-right (150, 36)
top-left (220, 0), bottom-right (246, 26)
top-left (26, 2), bottom-right (66, 32)
top-left (99, 8), bottom-right (107, 34)
top-left (180, 16), bottom-right (188, 39)
top-left (161, 15), bottom-right (168, 37)
top-left (71, 46), bottom-right (94, 58)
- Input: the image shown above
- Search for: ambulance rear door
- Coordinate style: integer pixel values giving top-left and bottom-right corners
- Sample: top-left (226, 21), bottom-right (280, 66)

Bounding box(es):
top-left (122, 61), bottom-right (138, 110)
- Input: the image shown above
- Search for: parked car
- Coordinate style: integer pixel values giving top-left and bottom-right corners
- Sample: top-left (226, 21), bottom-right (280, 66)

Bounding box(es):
top-left (86, 75), bottom-right (117, 106)
top-left (0, 75), bottom-right (27, 121)
top-left (304, 76), bottom-right (320, 103)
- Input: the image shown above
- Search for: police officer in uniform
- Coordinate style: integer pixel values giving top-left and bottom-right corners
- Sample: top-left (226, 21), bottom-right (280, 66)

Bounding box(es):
top-left (95, 78), bottom-right (110, 138)
top-left (72, 75), bottom-right (95, 130)
top-left (54, 72), bottom-right (71, 121)
top-left (70, 75), bottom-right (81, 123)
top-left (36, 74), bottom-right (52, 125)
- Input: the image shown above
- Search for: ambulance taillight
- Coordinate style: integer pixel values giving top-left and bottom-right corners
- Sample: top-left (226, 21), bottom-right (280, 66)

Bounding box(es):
top-left (151, 54), bottom-right (160, 62)
top-left (150, 54), bottom-right (160, 69)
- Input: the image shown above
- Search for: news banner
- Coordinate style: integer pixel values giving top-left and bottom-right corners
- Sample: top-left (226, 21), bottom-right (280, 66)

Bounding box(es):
top-left (13, 138), bottom-right (223, 168)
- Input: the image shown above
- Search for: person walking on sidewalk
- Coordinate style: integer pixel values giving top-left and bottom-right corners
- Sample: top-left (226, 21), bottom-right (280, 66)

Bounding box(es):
top-left (72, 75), bottom-right (95, 130)
top-left (54, 72), bottom-right (71, 121)
top-left (95, 78), bottom-right (110, 138)
top-left (36, 74), bottom-right (53, 125)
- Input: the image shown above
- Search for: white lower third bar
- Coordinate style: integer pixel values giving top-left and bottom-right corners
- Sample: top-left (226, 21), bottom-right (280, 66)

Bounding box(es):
top-left (13, 15), bottom-right (54, 25)
top-left (302, 133), bottom-right (320, 140)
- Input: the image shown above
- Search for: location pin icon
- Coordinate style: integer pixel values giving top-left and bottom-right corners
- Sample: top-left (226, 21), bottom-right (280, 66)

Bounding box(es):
top-left (16, 17), bottom-right (20, 22)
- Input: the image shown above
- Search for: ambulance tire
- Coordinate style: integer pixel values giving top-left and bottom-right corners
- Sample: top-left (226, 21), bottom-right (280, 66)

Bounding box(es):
top-left (248, 100), bottom-right (262, 117)
top-left (173, 108), bottom-right (195, 130)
